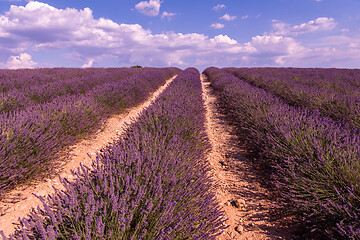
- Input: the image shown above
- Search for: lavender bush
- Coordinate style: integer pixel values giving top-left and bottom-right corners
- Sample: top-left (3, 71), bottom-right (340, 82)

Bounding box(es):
top-left (204, 67), bottom-right (360, 239)
top-left (0, 67), bottom-right (180, 199)
top-left (224, 67), bottom-right (360, 130)
top-left (3, 68), bottom-right (225, 239)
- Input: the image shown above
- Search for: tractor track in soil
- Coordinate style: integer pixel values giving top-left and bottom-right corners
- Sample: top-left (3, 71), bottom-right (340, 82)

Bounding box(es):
top-left (201, 74), bottom-right (295, 240)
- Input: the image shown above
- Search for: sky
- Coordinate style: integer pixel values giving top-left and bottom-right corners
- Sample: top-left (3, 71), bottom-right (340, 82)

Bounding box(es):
top-left (0, 0), bottom-right (360, 70)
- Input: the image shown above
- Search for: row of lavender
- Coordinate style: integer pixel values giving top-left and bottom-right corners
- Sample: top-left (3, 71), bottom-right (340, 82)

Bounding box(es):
top-left (0, 68), bottom-right (101, 93)
top-left (3, 68), bottom-right (225, 239)
top-left (224, 68), bottom-right (360, 129)
top-left (0, 68), bottom-right (145, 93)
top-left (0, 68), bottom-right (145, 113)
top-left (0, 67), bottom-right (180, 199)
top-left (204, 67), bottom-right (360, 239)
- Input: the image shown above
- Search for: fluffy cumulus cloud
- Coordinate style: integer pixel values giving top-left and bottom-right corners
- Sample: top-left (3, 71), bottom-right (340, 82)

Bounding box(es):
top-left (210, 35), bottom-right (237, 45)
top-left (82, 59), bottom-right (94, 68)
top-left (135, 0), bottom-right (161, 16)
top-left (210, 23), bottom-right (225, 29)
top-left (219, 14), bottom-right (237, 21)
top-left (5, 53), bottom-right (37, 69)
top-left (0, 2), bottom-right (359, 69)
top-left (249, 35), bottom-right (304, 54)
top-left (273, 17), bottom-right (337, 36)
top-left (246, 35), bottom-right (307, 64)
top-left (0, 2), bottom-right (252, 67)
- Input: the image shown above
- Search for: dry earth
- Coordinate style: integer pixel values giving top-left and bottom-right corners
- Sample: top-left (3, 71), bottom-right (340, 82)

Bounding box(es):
top-left (201, 74), bottom-right (294, 240)
top-left (0, 75), bottom-right (177, 237)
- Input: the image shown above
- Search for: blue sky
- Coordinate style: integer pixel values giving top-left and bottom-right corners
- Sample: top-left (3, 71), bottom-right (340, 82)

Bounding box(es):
top-left (0, 0), bottom-right (360, 69)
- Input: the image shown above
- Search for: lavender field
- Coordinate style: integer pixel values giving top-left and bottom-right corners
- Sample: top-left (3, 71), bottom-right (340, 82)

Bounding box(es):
top-left (0, 67), bottom-right (180, 198)
top-left (224, 67), bottom-right (360, 129)
top-left (204, 67), bottom-right (360, 239)
top-left (2, 68), bottom-right (226, 239)
top-left (1, 66), bottom-right (360, 239)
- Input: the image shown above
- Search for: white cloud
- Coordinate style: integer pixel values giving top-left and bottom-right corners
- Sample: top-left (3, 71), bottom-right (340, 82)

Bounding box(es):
top-left (243, 35), bottom-right (305, 66)
top-left (0, 2), bottom-right (250, 67)
top-left (315, 0), bottom-right (322, 2)
top-left (241, 15), bottom-right (249, 19)
top-left (210, 35), bottom-right (237, 44)
top-left (0, 2), bottom-right (359, 69)
top-left (213, 4), bottom-right (226, 11)
top-left (245, 34), bottom-right (360, 68)
top-left (82, 59), bottom-right (94, 68)
top-left (248, 35), bottom-right (305, 56)
top-left (273, 17), bottom-right (337, 36)
top-left (219, 14), bottom-right (237, 21)
top-left (210, 23), bottom-right (225, 29)
top-left (5, 53), bottom-right (37, 69)
top-left (161, 11), bottom-right (176, 20)
top-left (135, 0), bottom-right (161, 16)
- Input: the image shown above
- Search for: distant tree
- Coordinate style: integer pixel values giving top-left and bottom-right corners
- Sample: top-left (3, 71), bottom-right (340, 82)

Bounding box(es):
top-left (130, 65), bottom-right (143, 68)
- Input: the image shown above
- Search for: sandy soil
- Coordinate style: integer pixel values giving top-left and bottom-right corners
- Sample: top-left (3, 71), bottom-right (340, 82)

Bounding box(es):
top-left (0, 75), bottom-right (177, 237)
top-left (201, 74), bottom-right (294, 240)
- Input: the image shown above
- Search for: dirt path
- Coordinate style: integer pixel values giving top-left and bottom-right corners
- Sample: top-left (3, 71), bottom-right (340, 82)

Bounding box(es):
top-left (201, 74), bottom-right (293, 240)
top-left (0, 75), bottom-right (177, 237)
